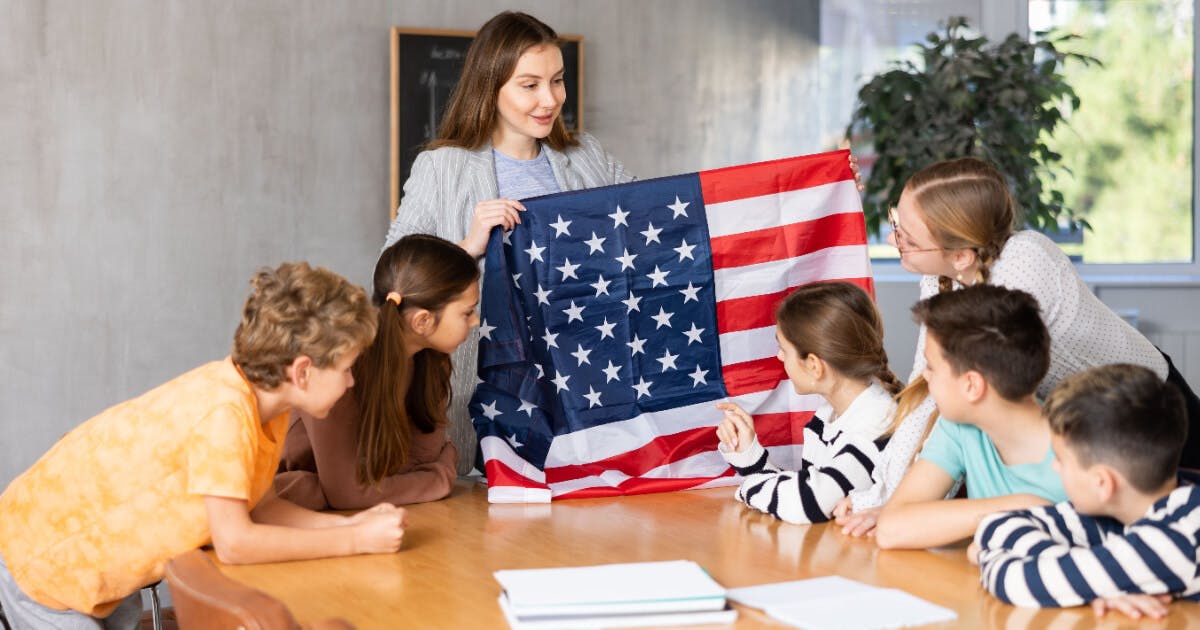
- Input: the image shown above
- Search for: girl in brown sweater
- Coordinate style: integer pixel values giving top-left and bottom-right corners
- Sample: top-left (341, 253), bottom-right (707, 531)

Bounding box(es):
top-left (275, 234), bottom-right (480, 509)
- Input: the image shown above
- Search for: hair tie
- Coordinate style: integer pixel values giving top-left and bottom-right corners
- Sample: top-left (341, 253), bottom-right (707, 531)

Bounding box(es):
top-left (386, 292), bottom-right (403, 305)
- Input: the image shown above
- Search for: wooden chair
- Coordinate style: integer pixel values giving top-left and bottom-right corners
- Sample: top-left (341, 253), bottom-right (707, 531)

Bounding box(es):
top-left (164, 550), bottom-right (353, 630)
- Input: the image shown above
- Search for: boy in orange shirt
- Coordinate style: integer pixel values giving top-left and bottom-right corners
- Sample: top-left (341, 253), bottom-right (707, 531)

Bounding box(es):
top-left (0, 262), bottom-right (407, 629)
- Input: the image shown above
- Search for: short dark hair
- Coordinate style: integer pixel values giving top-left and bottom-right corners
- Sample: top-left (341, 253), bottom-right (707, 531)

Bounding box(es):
top-left (913, 284), bottom-right (1049, 401)
top-left (1045, 364), bottom-right (1186, 492)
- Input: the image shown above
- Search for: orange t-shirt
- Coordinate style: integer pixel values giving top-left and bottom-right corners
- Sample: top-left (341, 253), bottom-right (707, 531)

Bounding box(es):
top-left (0, 358), bottom-right (288, 617)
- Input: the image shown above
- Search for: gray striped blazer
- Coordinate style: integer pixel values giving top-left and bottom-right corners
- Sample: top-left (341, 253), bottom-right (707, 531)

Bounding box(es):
top-left (383, 133), bottom-right (634, 473)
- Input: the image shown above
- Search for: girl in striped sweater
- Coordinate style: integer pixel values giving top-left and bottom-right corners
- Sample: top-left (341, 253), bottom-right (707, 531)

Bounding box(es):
top-left (715, 282), bottom-right (903, 524)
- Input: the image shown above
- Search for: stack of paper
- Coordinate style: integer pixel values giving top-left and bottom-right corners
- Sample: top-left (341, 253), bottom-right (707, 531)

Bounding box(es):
top-left (728, 576), bottom-right (957, 629)
top-left (494, 560), bottom-right (738, 629)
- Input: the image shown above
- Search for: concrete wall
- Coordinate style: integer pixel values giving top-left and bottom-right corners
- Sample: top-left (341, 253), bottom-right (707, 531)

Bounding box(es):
top-left (0, 0), bottom-right (820, 486)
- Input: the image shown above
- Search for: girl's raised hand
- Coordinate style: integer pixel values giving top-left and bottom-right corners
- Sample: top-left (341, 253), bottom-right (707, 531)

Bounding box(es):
top-left (460, 198), bottom-right (525, 257)
top-left (715, 402), bottom-right (756, 453)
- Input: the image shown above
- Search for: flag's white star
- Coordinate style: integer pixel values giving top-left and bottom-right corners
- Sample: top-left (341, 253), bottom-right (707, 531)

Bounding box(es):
top-left (535, 363), bottom-right (545, 379)
top-left (627, 334), bottom-right (647, 355)
top-left (534, 284), bottom-right (552, 305)
top-left (550, 214), bottom-right (572, 237)
top-left (502, 229), bottom-right (513, 246)
top-left (602, 360), bottom-right (622, 383)
top-left (543, 329), bottom-right (559, 349)
top-left (563, 301), bottom-right (585, 323)
top-left (646, 266), bottom-right (670, 288)
top-left (640, 222), bottom-right (663, 245)
top-left (615, 248), bottom-right (638, 271)
top-left (478, 319), bottom-right (496, 340)
top-left (506, 433), bottom-right (523, 449)
top-left (656, 349), bottom-right (679, 371)
top-left (609, 204), bottom-right (630, 227)
top-left (570, 343), bottom-right (593, 366)
top-left (623, 292), bottom-right (642, 313)
top-left (651, 307), bottom-right (674, 329)
top-left (679, 282), bottom-right (701, 303)
top-left (480, 400), bottom-right (502, 420)
top-left (683, 322), bottom-right (705, 345)
top-left (674, 239), bottom-right (696, 261)
top-left (584, 231), bottom-right (607, 254)
top-left (590, 274), bottom-right (611, 297)
top-left (525, 240), bottom-right (546, 263)
top-left (512, 273), bottom-right (522, 289)
top-left (633, 377), bottom-right (653, 399)
top-left (595, 318), bottom-right (617, 340)
top-left (583, 386), bottom-right (603, 408)
top-left (668, 196), bottom-right (690, 219)
top-left (556, 258), bottom-right (580, 280)
top-left (552, 370), bottom-right (571, 392)
top-left (689, 365), bottom-right (709, 387)
top-left (517, 399), bottom-right (538, 417)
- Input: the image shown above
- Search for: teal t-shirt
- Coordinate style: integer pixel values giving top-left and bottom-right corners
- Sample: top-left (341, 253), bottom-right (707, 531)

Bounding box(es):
top-left (919, 418), bottom-right (1068, 502)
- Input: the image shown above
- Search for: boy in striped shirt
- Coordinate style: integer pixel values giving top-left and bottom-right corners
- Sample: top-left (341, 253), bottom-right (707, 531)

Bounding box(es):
top-left (972, 364), bottom-right (1200, 619)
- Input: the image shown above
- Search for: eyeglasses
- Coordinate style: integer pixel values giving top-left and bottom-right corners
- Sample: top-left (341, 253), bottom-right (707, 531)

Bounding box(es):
top-left (888, 207), bottom-right (946, 254)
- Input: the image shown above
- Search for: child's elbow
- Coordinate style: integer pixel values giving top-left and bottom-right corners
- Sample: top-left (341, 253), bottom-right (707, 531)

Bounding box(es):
top-left (210, 532), bottom-right (255, 565)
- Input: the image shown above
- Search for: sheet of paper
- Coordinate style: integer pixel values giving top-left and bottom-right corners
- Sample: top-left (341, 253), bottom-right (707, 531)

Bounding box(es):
top-left (727, 576), bottom-right (883, 609)
top-left (766, 588), bottom-right (957, 630)
top-left (494, 560), bottom-right (726, 611)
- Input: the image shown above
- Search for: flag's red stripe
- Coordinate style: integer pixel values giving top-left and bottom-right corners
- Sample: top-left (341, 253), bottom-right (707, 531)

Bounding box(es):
top-left (715, 277), bottom-right (876, 336)
top-left (553, 471), bottom-right (737, 500)
top-left (544, 425), bottom-right (719, 484)
top-left (721, 358), bottom-right (788, 397)
top-left (485, 458), bottom-right (548, 490)
top-left (710, 213), bottom-right (867, 270)
top-left (543, 410), bottom-right (812, 485)
top-left (699, 149), bottom-right (852, 205)
top-left (755, 411), bottom-right (816, 447)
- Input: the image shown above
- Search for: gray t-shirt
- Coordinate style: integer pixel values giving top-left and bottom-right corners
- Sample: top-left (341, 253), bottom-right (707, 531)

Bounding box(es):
top-left (493, 149), bottom-right (561, 200)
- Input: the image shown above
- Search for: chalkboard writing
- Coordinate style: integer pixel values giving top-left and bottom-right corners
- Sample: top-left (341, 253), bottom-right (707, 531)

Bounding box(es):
top-left (389, 28), bottom-right (583, 218)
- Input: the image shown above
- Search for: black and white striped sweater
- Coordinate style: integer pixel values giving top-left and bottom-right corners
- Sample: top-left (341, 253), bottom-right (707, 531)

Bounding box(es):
top-left (720, 383), bottom-right (895, 524)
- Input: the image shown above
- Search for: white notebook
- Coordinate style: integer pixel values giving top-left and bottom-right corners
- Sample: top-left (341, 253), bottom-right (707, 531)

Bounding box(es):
top-left (494, 560), bottom-right (727, 617)
top-left (498, 594), bottom-right (738, 630)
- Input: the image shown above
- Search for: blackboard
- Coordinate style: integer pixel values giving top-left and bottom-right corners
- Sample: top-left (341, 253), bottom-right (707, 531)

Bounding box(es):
top-left (389, 28), bottom-right (584, 218)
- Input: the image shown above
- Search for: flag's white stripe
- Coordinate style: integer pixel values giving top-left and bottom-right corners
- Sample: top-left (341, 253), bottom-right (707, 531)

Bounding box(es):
top-left (639, 450), bottom-right (734, 479)
top-left (547, 470), bottom-right (634, 497)
top-left (706, 180), bottom-right (861, 237)
top-left (488, 486), bottom-right (552, 504)
top-left (718, 325), bottom-right (779, 367)
top-left (480, 435), bottom-right (547, 484)
top-left (687, 476), bottom-right (741, 491)
top-left (714, 245), bottom-right (871, 302)
top-left (543, 381), bottom-right (821, 468)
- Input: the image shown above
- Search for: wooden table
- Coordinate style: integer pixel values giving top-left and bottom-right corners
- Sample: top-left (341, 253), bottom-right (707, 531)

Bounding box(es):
top-left (215, 480), bottom-right (1199, 628)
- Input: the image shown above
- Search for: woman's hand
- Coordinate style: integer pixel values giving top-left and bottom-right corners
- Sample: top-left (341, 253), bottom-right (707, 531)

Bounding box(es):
top-left (848, 153), bottom-right (864, 191)
top-left (460, 198), bottom-right (525, 257)
top-left (714, 402), bottom-right (756, 453)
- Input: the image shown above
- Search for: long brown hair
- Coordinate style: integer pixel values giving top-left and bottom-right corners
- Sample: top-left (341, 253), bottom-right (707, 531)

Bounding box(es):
top-left (427, 11), bottom-right (578, 151)
top-left (890, 157), bottom-right (1017, 439)
top-left (775, 282), bottom-right (903, 402)
top-left (354, 235), bottom-right (479, 486)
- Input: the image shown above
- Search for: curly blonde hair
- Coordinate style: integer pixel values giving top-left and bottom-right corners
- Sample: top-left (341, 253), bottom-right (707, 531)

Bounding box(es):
top-left (232, 262), bottom-right (377, 389)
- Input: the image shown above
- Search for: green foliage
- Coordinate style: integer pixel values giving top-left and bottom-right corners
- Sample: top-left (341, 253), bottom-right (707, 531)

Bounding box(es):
top-left (1046, 2), bottom-right (1193, 263)
top-left (846, 16), bottom-right (1097, 236)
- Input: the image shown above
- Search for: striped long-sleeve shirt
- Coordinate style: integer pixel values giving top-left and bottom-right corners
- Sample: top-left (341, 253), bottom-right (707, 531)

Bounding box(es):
top-left (975, 485), bottom-right (1200, 607)
top-left (720, 382), bottom-right (894, 524)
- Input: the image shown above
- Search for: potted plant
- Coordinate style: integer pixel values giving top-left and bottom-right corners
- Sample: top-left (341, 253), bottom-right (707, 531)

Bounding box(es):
top-left (846, 16), bottom-right (1096, 236)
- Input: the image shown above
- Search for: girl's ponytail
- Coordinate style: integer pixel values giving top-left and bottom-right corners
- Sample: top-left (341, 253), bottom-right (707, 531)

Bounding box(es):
top-left (874, 348), bottom-right (904, 397)
top-left (354, 300), bottom-right (412, 486)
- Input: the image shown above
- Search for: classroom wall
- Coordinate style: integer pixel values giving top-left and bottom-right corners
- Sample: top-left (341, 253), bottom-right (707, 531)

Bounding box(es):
top-left (0, 0), bottom-right (821, 486)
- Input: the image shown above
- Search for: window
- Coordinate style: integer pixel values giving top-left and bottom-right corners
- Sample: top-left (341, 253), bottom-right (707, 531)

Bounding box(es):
top-left (1032, 1), bottom-right (1194, 264)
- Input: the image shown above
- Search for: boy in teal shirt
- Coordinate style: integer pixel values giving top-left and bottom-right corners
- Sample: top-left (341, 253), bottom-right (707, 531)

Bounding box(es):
top-left (875, 285), bottom-right (1067, 550)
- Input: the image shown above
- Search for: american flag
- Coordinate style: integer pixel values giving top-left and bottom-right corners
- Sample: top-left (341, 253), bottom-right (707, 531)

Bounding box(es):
top-left (470, 149), bottom-right (872, 503)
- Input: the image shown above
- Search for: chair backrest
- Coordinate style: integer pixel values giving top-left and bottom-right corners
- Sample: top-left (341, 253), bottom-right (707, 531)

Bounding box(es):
top-left (164, 550), bottom-right (353, 630)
